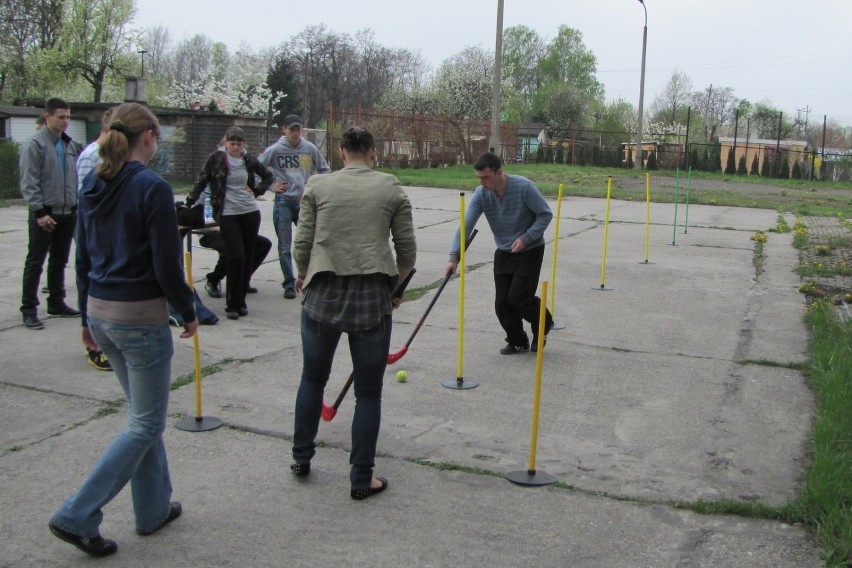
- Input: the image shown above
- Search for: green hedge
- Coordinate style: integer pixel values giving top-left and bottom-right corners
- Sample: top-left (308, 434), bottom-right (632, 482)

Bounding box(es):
top-left (0, 141), bottom-right (20, 200)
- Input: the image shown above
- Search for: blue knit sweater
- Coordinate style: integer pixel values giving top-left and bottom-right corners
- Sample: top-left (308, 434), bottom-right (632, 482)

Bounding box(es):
top-left (449, 174), bottom-right (553, 261)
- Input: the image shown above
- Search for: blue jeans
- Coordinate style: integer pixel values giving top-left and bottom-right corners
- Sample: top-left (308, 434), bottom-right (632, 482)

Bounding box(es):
top-left (51, 317), bottom-right (174, 537)
top-left (292, 311), bottom-right (392, 489)
top-left (272, 199), bottom-right (299, 291)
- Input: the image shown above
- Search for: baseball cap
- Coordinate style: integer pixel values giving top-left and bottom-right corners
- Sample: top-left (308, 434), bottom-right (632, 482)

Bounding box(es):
top-left (283, 114), bottom-right (303, 128)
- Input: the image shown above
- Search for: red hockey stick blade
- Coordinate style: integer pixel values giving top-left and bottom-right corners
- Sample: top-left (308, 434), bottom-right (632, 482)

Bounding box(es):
top-left (387, 346), bottom-right (407, 365)
top-left (320, 402), bottom-right (337, 422)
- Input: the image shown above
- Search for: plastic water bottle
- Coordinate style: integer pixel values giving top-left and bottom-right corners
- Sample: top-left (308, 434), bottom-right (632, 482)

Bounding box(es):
top-left (203, 194), bottom-right (213, 224)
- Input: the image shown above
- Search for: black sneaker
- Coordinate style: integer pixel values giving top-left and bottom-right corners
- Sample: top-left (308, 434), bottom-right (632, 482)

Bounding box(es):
top-left (137, 502), bottom-right (182, 536)
top-left (531, 320), bottom-right (554, 353)
top-left (283, 289), bottom-right (297, 299)
top-left (47, 305), bottom-right (81, 317)
top-left (23, 314), bottom-right (44, 330)
top-left (86, 349), bottom-right (112, 371)
top-left (247, 285), bottom-right (258, 294)
top-left (500, 342), bottom-right (529, 355)
top-left (48, 522), bottom-right (117, 557)
top-left (237, 307), bottom-right (248, 317)
top-left (205, 279), bottom-right (222, 298)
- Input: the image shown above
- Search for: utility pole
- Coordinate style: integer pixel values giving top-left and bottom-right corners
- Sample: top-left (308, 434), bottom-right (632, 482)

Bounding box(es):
top-left (797, 105), bottom-right (811, 140)
top-left (633, 0), bottom-right (648, 170)
top-left (489, 0), bottom-right (504, 157)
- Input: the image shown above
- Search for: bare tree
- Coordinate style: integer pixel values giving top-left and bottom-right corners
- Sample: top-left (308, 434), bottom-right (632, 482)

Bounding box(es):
top-left (140, 24), bottom-right (171, 77)
top-left (649, 70), bottom-right (693, 126)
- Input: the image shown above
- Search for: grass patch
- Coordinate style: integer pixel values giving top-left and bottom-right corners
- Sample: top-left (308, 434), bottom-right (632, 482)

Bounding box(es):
top-left (97, 399), bottom-right (124, 417)
top-left (796, 299), bottom-right (852, 566)
top-left (796, 260), bottom-right (852, 278)
top-left (377, 164), bottom-right (852, 217)
top-left (742, 359), bottom-right (809, 370)
top-left (170, 357), bottom-right (248, 390)
top-left (752, 239), bottom-right (767, 278)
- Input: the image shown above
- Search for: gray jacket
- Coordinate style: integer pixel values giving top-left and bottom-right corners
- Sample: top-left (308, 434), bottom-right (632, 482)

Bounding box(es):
top-left (19, 127), bottom-right (81, 217)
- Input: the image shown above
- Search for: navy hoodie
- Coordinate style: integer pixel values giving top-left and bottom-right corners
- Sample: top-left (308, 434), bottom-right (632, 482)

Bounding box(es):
top-left (76, 161), bottom-right (196, 326)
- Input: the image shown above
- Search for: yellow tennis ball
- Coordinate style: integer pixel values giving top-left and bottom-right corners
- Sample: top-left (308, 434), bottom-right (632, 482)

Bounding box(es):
top-left (395, 370), bottom-right (408, 382)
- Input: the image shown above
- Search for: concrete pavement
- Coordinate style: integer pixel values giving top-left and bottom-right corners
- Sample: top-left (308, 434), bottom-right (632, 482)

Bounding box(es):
top-left (0, 186), bottom-right (821, 567)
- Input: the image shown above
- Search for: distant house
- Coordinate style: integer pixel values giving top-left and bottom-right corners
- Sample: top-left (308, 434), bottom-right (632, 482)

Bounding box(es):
top-left (517, 122), bottom-right (547, 162)
top-left (0, 105), bottom-right (87, 145)
top-left (620, 141), bottom-right (659, 166)
top-left (717, 136), bottom-right (808, 173)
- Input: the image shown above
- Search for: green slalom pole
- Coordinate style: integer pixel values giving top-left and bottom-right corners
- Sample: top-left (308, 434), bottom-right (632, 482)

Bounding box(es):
top-left (683, 166), bottom-right (692, 234)
top-left (671, 168), bottom-right (680, 246)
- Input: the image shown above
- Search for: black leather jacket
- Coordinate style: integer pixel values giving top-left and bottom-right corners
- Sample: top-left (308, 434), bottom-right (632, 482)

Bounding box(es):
top-left (186, 149), bottom-right (273, 221)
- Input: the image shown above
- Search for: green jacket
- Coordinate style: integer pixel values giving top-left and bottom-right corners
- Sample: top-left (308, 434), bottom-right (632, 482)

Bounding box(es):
top-left (294, 163), bottom-right (416, 288)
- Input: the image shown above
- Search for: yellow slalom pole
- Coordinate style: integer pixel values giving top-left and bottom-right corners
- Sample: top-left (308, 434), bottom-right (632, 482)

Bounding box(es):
top-left (184, 250), bottom-right (203, 419)
top-left (643, 171), bottom-right (651, 263)
top-left (457, 193), bottom-right (466, 382)
top-left (527, 281), bottom-right (548, 473)
top-left (505, 281), bottom-right (555, 486)
top-left (175, 235), bottom-right (223, 432)
top-left (599, 177), bottom-right (613, 289)
top-left (548, 183), bottom-right (564, 316)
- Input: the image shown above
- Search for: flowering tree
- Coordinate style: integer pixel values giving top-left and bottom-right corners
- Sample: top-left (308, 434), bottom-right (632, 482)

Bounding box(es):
top-left (164, 40), bottom-right (284, 116)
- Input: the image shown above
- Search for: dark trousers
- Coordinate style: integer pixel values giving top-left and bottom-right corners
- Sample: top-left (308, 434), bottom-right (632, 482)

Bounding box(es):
top-left (216, 211), bottom-right (261, 312)
top-left (200, 232), bottom-right (272, 285)
top-left (493, 245), bottom-right (552, 347)
top-left (21, 211), bottom-right (76, 315)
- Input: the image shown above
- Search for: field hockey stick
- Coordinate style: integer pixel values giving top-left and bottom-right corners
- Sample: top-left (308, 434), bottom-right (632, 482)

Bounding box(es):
top-left (320, 267), bottom-right (417, 422)
top-left (386, 228), bottom-right (478, 365)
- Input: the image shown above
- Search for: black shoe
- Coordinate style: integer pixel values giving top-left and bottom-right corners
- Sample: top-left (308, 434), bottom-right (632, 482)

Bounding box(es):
top-left (49, 522), bottom-right (117, 557)
top-left (247, 286), bottom-right (258, 294)
top-left (137, 502), bottom-right (182, 536)
top-left (23, 314), bottom-right (45, 330)
top-left (283, 288), bottom-right (297, 299)
top-left (205, 279), bottom-right (222, 298)
top-left (47, 305), bottom-right (81, 317)
top-left (500, 342), bottom-right (529, 355)
top-left (237, 307), bottom-right (248, 317)
top-left (531, 320), bottom-right (554, 353)
top-left (226, 310), bottom-right (239, 320)
top-left (351, 476), bottom-right (388, 500)
top-left (86, 349), bottom-right (112, 371)
top-left (290, 461), bottom-right (310, 477)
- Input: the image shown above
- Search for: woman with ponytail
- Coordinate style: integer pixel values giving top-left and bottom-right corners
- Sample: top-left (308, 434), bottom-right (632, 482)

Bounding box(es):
top-left (49, 103), bottom-right (196, 557)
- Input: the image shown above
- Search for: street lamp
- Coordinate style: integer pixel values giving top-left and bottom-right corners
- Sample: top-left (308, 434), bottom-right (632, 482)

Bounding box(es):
top-left (137, 49), bottom-right (148, 77)
top-left (633, 0), bottom-right (647, 170)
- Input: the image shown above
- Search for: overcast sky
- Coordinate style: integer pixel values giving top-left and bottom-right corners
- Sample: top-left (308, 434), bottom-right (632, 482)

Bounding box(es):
top-left (134, 0), bottom-right (852, 126)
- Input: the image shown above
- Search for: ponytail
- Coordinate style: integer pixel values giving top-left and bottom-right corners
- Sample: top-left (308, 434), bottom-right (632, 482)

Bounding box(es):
top-left (96, 103), bottom-right (160, 179)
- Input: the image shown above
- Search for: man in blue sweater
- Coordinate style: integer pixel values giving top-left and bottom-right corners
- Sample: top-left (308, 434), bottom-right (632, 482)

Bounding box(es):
top-left (446, 152), bottom-right (554, 354)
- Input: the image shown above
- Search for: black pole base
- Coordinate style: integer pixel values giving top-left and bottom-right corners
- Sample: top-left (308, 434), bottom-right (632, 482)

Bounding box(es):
top-left (441, 378), bottom-right (479, 390)
top-left (638, 260), bottom-right (656, 265)
top-left (175, 416), bottom-right (224, 432)
top-left (506, 469), bottom-right (557, 487)
top-left (593, 285), bottom-right (614, 291)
